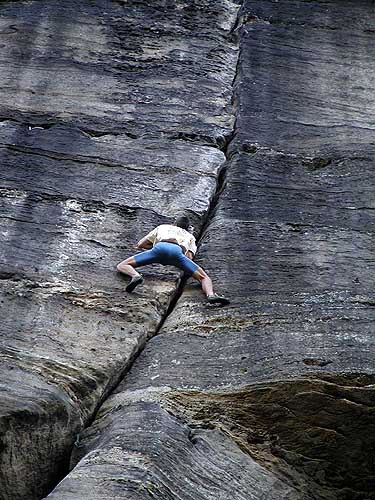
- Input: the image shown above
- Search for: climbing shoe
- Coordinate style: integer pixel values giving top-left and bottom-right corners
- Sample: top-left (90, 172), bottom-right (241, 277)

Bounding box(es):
top-left (126, 275), bottom-right (144, 293)
top-left (207, 294), bottom-right (230, 306)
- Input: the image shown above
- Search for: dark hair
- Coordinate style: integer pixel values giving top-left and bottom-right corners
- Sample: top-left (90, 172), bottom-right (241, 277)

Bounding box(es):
top-left (175, 215), bottom-right (190, 230)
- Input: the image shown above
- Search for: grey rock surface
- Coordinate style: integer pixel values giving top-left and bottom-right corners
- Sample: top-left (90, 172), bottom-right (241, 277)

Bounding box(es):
top-left (0, 0), bottom-right (237, 498)
top-left (0, 0), bottom-right (238, 141)
top-left (48, 400), bottom-right (304, 500)
top-left (232, 1), bottom-right (375, 158)
top-left (242, 0), bottom-right (375, 31)
top-left (47, 1), bottom-right (375, 500)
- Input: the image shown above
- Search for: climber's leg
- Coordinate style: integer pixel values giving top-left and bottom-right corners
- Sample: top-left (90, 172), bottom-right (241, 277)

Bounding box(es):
top-left (191, 267), bottom-right (230, 305)
top-left (116, 255), bottom-right (144, 292)
top-left (117, 246), bottom-right (163, 292)
top-left (117, 256), bottom-right (140, 278)
top-left (191, 267), bottom-right (214, 296)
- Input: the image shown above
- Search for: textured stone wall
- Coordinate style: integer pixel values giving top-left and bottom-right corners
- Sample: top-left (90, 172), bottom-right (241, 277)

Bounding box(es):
top-left (1, 0), bottom-right (375, 499)
top-left (0, 1), bottom-right (238, 498)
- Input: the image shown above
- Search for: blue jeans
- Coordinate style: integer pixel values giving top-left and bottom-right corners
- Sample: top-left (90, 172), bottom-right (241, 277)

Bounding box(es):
top-left (134, 242), bottom-right (199, 276)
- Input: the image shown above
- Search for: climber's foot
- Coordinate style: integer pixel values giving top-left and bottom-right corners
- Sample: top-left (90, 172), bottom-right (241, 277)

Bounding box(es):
top-left (126, 275), bottom-right (144, 293)
top-left (207, 294), bottom-right (230, 306)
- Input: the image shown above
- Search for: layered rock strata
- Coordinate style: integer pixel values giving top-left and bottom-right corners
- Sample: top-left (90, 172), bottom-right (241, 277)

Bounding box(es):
top-left (0, 1), bottom-right (238, 498)
top-left (47, 1), bottom-right (375, 500)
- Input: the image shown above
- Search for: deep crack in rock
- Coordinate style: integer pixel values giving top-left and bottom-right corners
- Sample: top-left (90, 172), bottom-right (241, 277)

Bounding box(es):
top-left (2, 0), bottom-right (375, 499)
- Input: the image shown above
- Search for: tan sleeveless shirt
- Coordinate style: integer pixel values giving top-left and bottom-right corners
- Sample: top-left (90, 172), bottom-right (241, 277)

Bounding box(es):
top-left (144, 224), bottom-right (197, 256)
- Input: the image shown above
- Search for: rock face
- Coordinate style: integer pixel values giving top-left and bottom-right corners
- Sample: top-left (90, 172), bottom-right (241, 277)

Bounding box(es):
top-left (1, 0), bottom-right (375, 499)
top-left (0, 1), bottom-right (237, 498)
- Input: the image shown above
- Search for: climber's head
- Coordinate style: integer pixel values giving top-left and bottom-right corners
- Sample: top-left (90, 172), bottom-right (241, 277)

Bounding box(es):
top-left (175, 215), bottom-right (190, 230)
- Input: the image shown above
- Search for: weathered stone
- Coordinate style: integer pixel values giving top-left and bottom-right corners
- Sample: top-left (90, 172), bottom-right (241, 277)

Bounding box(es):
top-left (0, 0), bottom-right (237, 498)
top-left (241, 0), bottom-right (375, 30)
top-left (232, 1), bottom-right (375, 158)
top-left (163, 376), bottom-right (375, 500)
top-left (0, 0), bottom-right (238, 142)
top-left (0, 124), bottom-right (223, 219)
top-left (48, 1), bottom-right (375, 499)
top-left (47, 399), bottom-right (306, 500)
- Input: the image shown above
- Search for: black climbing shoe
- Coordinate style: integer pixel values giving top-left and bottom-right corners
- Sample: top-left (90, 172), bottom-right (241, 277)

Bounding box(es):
top-left (126, 275), bottom-right (144, 293)
top-left (207, 294), bottom-right (230, 306)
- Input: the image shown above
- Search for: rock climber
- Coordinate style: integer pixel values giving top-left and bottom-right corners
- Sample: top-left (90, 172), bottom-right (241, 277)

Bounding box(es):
top-left (116, 215), bottom-right (230, 305)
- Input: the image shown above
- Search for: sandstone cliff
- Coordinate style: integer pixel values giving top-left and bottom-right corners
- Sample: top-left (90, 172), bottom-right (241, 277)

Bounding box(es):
top-left (0, 1), bottom-right (374, 499)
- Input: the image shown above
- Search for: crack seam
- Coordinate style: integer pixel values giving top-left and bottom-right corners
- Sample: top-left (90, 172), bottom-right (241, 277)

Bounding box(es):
top-left (65, 0), bottom-right (243, 451)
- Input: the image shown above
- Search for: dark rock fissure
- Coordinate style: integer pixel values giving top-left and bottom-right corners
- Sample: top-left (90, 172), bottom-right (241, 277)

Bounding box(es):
top-left (3, 0), bottom-right (375, 498)
top-left (62, 51), bottom-right (240, 475)
top-left (62, 160), bottom-right (232, 477)
top-left (56, 0), bottom-right (375, 496)
top-left (35, 6), bottom-right (243, 498)
top-left (0, 0), bottom-right (239, 495)
top-left (155, 140), bottom-right (233, 337)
